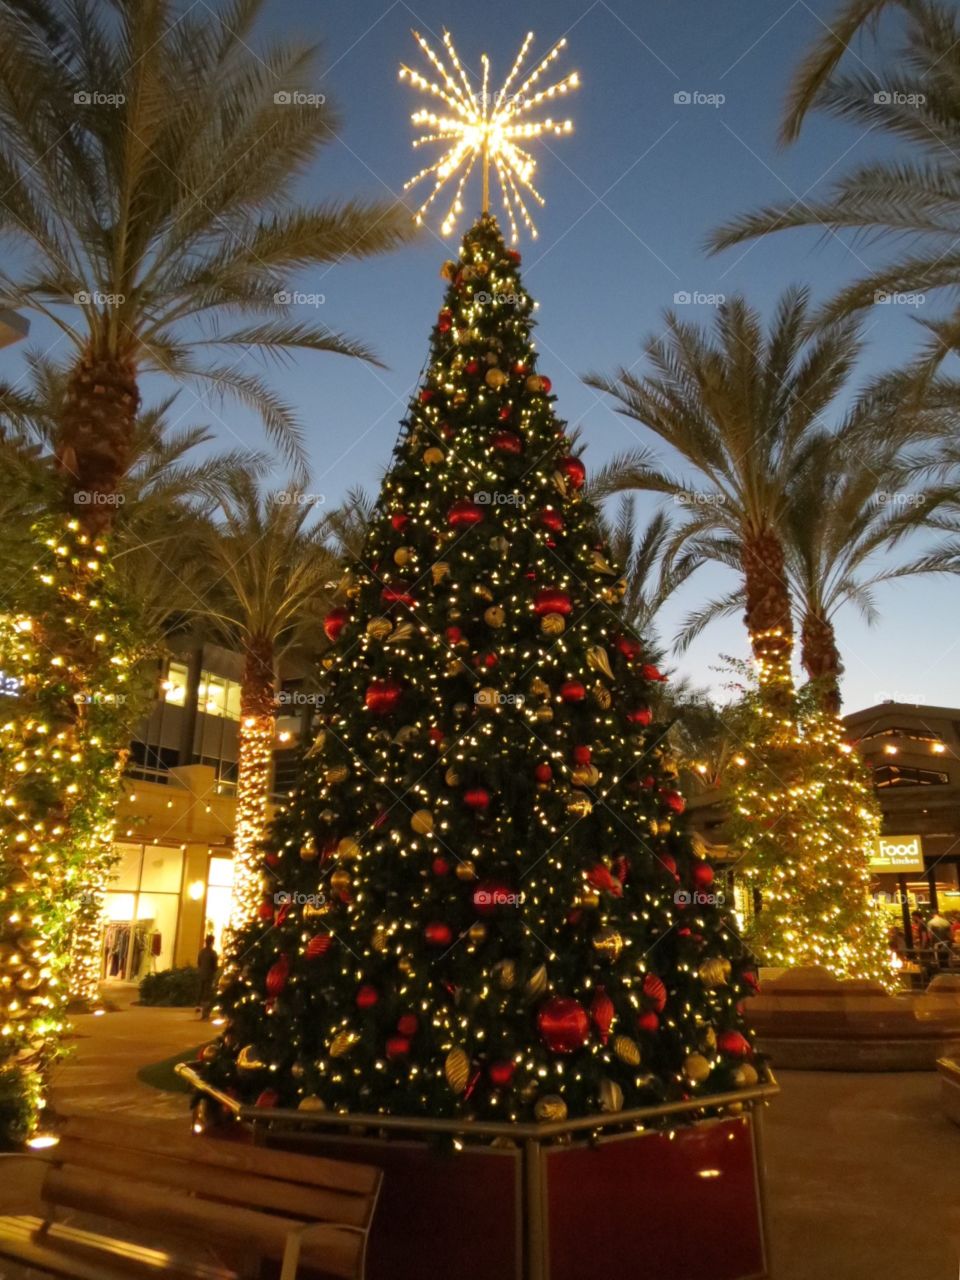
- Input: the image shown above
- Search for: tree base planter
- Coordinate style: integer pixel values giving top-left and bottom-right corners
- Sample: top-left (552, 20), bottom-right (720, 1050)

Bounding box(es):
top-left (751, 967), bottom-right (960, 1070)
top-left (178, 1065), bottom-right (778, 1280)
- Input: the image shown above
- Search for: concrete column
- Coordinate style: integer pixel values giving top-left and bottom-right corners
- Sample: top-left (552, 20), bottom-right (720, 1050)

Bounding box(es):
top-left (176, 843), bottom-right (209, 967)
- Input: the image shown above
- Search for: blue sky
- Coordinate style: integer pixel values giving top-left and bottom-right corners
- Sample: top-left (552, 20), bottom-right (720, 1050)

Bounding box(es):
top-left (5, 0), bottom-right (957, 711)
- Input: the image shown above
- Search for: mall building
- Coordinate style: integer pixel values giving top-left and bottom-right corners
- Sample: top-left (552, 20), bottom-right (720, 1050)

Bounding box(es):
top-left (102, 641), bottom-right (316, 985)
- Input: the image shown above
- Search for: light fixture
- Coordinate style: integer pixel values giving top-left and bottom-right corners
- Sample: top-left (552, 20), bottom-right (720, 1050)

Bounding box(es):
top-left (187, 880), bottom-right (205, 901)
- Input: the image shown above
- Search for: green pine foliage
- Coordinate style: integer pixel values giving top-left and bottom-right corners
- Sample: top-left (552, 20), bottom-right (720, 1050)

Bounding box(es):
top-left (203, 216), bottom-right (760, 1123)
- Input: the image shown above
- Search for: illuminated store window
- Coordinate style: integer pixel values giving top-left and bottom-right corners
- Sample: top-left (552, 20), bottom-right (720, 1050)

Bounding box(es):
top-left (199, 671), bottom-right (241, 720)
top-left (163, 661), bottom-right (189, 706)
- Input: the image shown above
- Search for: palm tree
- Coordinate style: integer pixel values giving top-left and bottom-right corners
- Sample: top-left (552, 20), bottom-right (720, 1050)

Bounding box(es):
top-left (709, 0), bottom-right (960, 332)
top-left (585, 287), bottom-right (863, 704)
top-left (597, 496), bottom-right (699, 643)
top-left (197, 473), bottom-right (343, 929)
top-left (0, 0), bottom-right (414, 523)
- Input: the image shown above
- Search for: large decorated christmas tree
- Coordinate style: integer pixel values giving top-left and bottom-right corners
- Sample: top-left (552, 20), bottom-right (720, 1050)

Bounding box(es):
top-left (201, 212), bottom-right (760, 1124)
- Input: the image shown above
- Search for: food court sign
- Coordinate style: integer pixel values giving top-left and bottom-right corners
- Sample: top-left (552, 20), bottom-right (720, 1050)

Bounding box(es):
top-left (870, 834), bottom-right (925, 874)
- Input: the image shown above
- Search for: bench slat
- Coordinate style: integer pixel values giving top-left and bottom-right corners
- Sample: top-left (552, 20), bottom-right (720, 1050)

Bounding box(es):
top-left (52, 1136), bottom-right (369, 1228)
top-left (60, 1113), bottom-right (379, 1196)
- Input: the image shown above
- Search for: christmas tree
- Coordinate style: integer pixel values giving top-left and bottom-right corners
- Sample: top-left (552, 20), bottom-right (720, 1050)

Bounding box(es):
top-left (202, 215), bottom-right (761, 1124)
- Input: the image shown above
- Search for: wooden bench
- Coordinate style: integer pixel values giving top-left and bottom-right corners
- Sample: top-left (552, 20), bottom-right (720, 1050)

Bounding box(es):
top-left (0, 1112), bottom-right (382, 1280)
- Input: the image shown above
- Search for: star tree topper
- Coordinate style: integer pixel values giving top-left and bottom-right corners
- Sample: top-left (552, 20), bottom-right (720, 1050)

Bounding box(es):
top-left (399, 29), bottom-right (580, 242)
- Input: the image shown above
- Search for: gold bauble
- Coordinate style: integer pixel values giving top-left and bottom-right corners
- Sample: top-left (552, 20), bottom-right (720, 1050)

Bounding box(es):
top-left (613, 1035), bottom-right (641, 1067)
top-left (534, 706), bottom-right (555, 723)
top-left (300, 841), bottom-right (318, 862)
top-left (593, 927), bottom-right (623, 961)
top-left (432, 561), bottom-right (450, 584)
top-left (571, 765), bottom-right (600, 787)
top-left (684, 1053), bottom-right (712, 1084)
top-left (398, 957), bottom-right (413, 975)
top-left (534, 1094), bottom-right (568, 1123)
top-left (599, 1078), bottom-right (624, 1112)
top-left (371, 925), bottom-right (390, 953)
top-left (489, 536), bottom-right (509, 554)
top-left (393, 724), bottom-right (417, 745)
top-left (586, 645), bottom-right (615, 680)
top-left (485, 367), bottom-right (508, 389)
top-left (525, 963), bottom-right (548, 1000)
top-left (734, 1063), bottom-right (759, 1088)
top-left (394, 546), bottom-right (413, 566)
top-left (580, 890), bottom-right (600, 909)
top-left (475, 687), bottom-right (500, 711)
top-left (474, 584), bottom-right (494, 601)
top-left (423, 446), bottom-right (444, 465)
top-left (329, 1030), bottom-right (360, 1059)
top-left (540, 613), bottom-right (565, 636)
top-left (298, 1095), bottom-right (327, 1111)
top-left (698, 958), bottom-right (731, 987)
top-left (325, 766), bottom-right (349, 785)
top-left (525, 373), bottom-right (544, 393)
top-left (410, 809), bottom-right (434, 835)
top-left (494, 958), bottom-right (517, 990)
top-left (484, 349), bottom-right (499, 364)
top-left (566, 790), bottom-right (593, 816)
top-left (366, 617), bottom-right (392, 640)
top-left (589, 550), bottom-right (617, 576)
top-left (468, 923), bottom-right (487, 944)
top-left (337, 836), bottom-right (361, 860)
top-left (330, 869), bottom-right (351, 893)
top-left (237, 1045), bottom-right (267, 1072)
top-left (303, 900), bottom-right (329, 921)
top-left (444, 1047), bottom-right (470, 1094)
top-left (474, 260), bottom-right (490, 277)
top-left (529, 677), bottom-right (550, 700)
top-left (455, 860), bottom-right (476, 881)
top-left (701, 1026), bottom-right (717, 1052)
top-left (484, 605), bottom-right (505, 628)
top-left (440, 259), bottom-right (457, 280)
top-left (445, 768), bottom-right (461, 787)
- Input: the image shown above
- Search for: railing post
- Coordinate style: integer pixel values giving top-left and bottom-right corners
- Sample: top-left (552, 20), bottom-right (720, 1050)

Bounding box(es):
top-left (524, 1138), bottom-right (546, 1280)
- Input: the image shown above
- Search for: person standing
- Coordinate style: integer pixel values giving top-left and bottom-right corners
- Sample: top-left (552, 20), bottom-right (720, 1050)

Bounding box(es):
top-left (196, 934), bottom-right (219, 1021)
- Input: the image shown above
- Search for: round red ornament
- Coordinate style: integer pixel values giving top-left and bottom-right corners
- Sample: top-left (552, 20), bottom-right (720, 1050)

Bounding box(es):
top-left (661, 791), bottom-right (685, 814)
top-left (626, 707), bottom-right (652, 726)
top-left (447, 499), bottom-right (484, 529)
top-left (437, 308), bottom-right (452, 332)
top-left (491, 430), bottom-right (523, 454)
top-left (642, 663), bottom-right (667, 682)
top-left (692, 862), bottom-right (714, 889)
top-left (538, 997), bottom-right (590, 1054)
top-left (534, 588), bottom-right (572, 617)
top-left (465, 359), bottom-right (480, 375)
top-left (637, 1010), bottom-right (660, 1034)
top-left (419, 388), bottom-right (435, 404)
top-left (560, 680), bottom-right (586, 704)
top-left (258, 899), bottom-right (274, 920)
top-left (539, 376), bottom-right (552, 394)
top-left (323, 606), bottom-right (349, 643)
top-left (572, 745), bottom-right (592, 765)
top-left (425, 921), bottom-right (453, 947)
top-left (445, 626), bottom-right (463, 645)
top-left (397, 1013), bottom-right (419, 1037)
top-left (498, 405), bottom-right (513, 421)
top-left (356, 984), bottom-right (379, 1010)
top-left (488, 1060), bottom-right (516, 1088)
top-left (365, 678), bottom-right (404, 715)
top-left (559, 456), bottom-right (586, 489)
top-left (305, 934), bottom-right (333, 959)
top-left (380, 584), bottom-right (416, 607)
top-left (391, 512), bottom-right (409, 532)
top-left (717, 1030), bottom-right (751, 1058)
top-left (429, 726), bottom-right (445, 744)
top-left (432, 856), bottom-right (450, 876)
top-left (255, 1089), bottom-right (279, 1108)
top-left (386, 1035), bottom-right (411, 1061)
top-left (537, 507), bottom-right (564, 533)
top-left (464, 787), bottom-right (491, 811)
top-left (616, 634), bottom-right (642, 662)
top-left (533, 762), bottom-right (553, 785)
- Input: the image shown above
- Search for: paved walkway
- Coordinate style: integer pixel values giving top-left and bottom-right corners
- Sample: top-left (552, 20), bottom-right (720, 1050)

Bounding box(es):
top-left (29, 993), bottom-right (960, 1277)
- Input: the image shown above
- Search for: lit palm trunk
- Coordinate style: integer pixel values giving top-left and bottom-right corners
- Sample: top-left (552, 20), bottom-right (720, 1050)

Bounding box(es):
top-left (741, 526), bottom-right (795, 706)
top-left (229, 639), bottom-right (277, 932)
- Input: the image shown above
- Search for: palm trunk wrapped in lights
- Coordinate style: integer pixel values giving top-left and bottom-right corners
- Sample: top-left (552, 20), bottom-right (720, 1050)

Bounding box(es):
top-left (229, 639), bottom-right (277, 933)
top-left (741, 526), bottom-right (794, 707)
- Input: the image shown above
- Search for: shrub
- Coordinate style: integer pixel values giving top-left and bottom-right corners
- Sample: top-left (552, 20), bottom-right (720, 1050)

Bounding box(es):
top-left (139, 966), bottom-right (200, 1007)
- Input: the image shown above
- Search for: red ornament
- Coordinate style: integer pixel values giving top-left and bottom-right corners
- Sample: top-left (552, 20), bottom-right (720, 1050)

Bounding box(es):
top-left (538, 997), bottom-right (590, 1054)
top-left (586, 865), bottom-right (623, 897)
top-left (274, 902), bottom-right (291, 927)
top-left (560, 680), bottom-right (586, 704)
top-left (661, 791), bottom-right (686, 814)
top-left (419, 388), bottom-right (435, 404)
top-left (534, 588), bottom-right (573, 617)
top-left (323, 606), bottom-right (349, 643)
top-left (386, 1035), bottom-right (411, 1060)
top-left (660, 854), bottom-right (678, 878)
top-left (258, 899), bottom-right (274, 921)
top-left (488, 1060), bottom-right (516, 1088)
top-left (255, 1089), bottom-right (279, 1108)
top-left (445, 626), bottom-right (463, 646)
top-left (717, 1030), bottom-right (752, 1058)
top-left (642, 973), bottom-right (668, 1012)
top-left (491, 430), bottom-right (523, 454)
top-left (506, 248), bottom-right (521, 264)
top-left (616, 634), bottom-right (642, 662)
top-left (559, 456), bottom-right (586, 489)
top-left (534, 762), bottom-right (553, 785)
top-left (447, 499), bottom-right (484, 529)
top-left (589, 986), bottom-right (615, 1044)
top-left (472, 881), bottom-right (515, 915)
top-left (429, 726), bottom-right (445, 744)
top-left (397, 1013), bottom-right (419, 1037)
top-left (356, 984), bottom-right (379, 1010)
top-left (513, 361), bottom-right (528, 375)
top-left (365, 678), bottom-right (404, 715)
top-left (498, 405), bottom-right (513, 421)
top-left (743, 971), bottom-right (761, 994)
top-left (437, 308), bottom-right (453, 332)
top-left (265, 955), bottom-right (290, 997)
top-left (264, 852), bottom-right (280, 867)
top-left (425, 921), bottom-right (453, 947)
top-left (305, 934), bottom-right (332, 959)
top-left (464, 787), bottom-right (491, 811)
top-left (572, 745), bottom-right (592, 765)
top-left (692, 862), bottom-right (714, 889)
top-left (626, 707), bottom-right (652, 726)
top-left (432, 856), bottom-right (451, 876)
top-left (380, 584), bottom-right (416, 608)
top-left (539, 376), bottom-right (552, 394)
top-left (642, 663), bottom-right (668, 682)
top-left (465, 359), bottom-right (480, 375)
top-left (538, 507), bottom-right (564, 533)
top-left (637, 1010), bottom-right (660, 1034)
top-left (391, 512), bottom-right (409, 532)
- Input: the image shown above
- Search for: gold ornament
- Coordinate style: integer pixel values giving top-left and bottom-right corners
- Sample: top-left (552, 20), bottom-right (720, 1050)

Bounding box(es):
top-left (468, 923), bottom-right (487, 944)
top-left (571, 764), bottom-right (600, 787)
top-left (684, 1053), bottom-right (712, 1084)
top-left (599, 1078), bottom-right (624, 1112)
top-left (394, 546), bottom-right (413, 566)
top-left (325, 766), bottom-right (349, 785)
top-left (329, 1030), bottom-right (360, 1059)
top-left (440, 259), bottom-right (457, 280)
top-left (410, 809), bottom-right (434, 835)
top-left (566, 790), bottom-right (593, 817)
top-left (367, 617), bottom-right (392, 640)
top-left (330, 869), bottom-right (351, 893)
top-left (393, 724), bottom-right (418, 745)
top-left (489, 536), bottom-right (509, 554)
top-left (303, 900), bottom-right (329, 921)
top-left (580, 890), bottom-right (600, 909)
top-left (494, 959), bottom-right (517, 990)
top-left (589, 551), bottom-right (617, 576)
top-left (701, 1027), bottom-right (717, 1052)
top-left (698, 958), bottom-right (732, 987)
top-left (445, 768), bottom-right (461, 787)
top-left (432, 561), bottom-right (450, 584)
top-left (371, 925), bottom-right (390, 953)
top-left (455, 860), bottom-right (476, 881)
top-left (525, 373), bottom-right (545, 393)
top-left (237, 1045), bottom-right (267, 1072)
top-left (298, 1095), bottom-right (327, 1111)
top-left (444, 1047), bottom-right (470, 1094)
top-left (534, 1094), bottom-right (568, 1123)
top-left (485, 367), bottom-right (508, 389)
top-left (552, 471), bottom-right (568, 496)
top-left (484, 605), bottom-right (506, 628)
top-left (525, 964), bottom-right (548, 1000)
top-left (475, 687), bottom-right (500, 711)
top-left (734, 1063), bottom-right (759, 1088)
top-left (385, 621), bottom-right (415, 645)
top-left (423, 446), bottom-right (444, 465)
top-left (613, 1035), bottom-right (641, 1067)
top-left (541, 613), bottom-right (565, 636)
top-left (300, 840), bottom-right (318, 862)
top-left (593, 927), bottom-right (623, 961)
top-left (337, 836), bottom-right (361, 860)
top-left (484, 350), bottom-right (500, 365)
top-left (529, 677), bottom-right (550, 700)
top-left (586, 646), bottom-right (614, 680)
top-left (535, 705), bottom-right (554, 723)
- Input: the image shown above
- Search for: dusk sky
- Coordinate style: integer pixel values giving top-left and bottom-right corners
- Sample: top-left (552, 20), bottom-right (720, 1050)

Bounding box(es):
top-left (7, 0), bottom-right (956, 711)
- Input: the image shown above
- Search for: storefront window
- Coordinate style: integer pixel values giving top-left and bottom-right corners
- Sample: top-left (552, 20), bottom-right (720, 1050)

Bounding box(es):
top-left (163, 661), bottom-right (189, 706)
top-left (101, 842), bottom-right (184, 981)
top-left (199, 671), bottom-right (241, 720)
top-left (204, 855), bottom-right (235, 954)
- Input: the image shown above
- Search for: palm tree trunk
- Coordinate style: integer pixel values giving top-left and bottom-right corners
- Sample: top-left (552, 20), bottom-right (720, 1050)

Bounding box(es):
top-left (229, 637), bottom-right (277, 931)
top-left (741, 526), bottom-right (795, 703)
top-left (57, 352), bottom-right (139, 532)
top-left (801, 610), bottom-right (843, 715)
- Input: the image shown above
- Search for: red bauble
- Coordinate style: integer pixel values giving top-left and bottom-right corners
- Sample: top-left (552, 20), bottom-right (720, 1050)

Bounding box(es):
top-left (717, 1030), bottom-right (752, 1058)
top-left (586, 865), bottom-right (623, 897)
top-left (472, 881), bottom-right (514, 915)
top-left (391, 512), bottom-right (409, 532)
top-left (264, 852), bottom-right (280, 867)
top-left (274, 902), bottom-right (290, 927)
top-left (488, 1059), bottom-right (516, 1088)
top-left (365, 678), bottom-right (404, 715)
top-left (589, 986), bottom-right (615, 1044)
top-left (537, 507), bottom-right (564, 533)
top-left (465, 359), bottom-right (480, 375)
top-left (255, 1089), bottom-right (279, 1108)
top-left (637, 1010), bottom-right (660, 1034)
top-left (661, 791), bottom-right (685, 814)
top-left (425, 921), bottom-right (453, 947)
top-left (642, 973), bottom-right (668, 1012)
top-left (513, 361), bottom-right (528, 375)
top-left (429, 726), bottom-right (445, 744)
top-left (539, 376), bottom-right (552, 394)
top-left (572, 745), bottom-right (592, 765)
top-left (397, 1013), bottom-right (419, 1037)
top-left (559, 456), bottom-right (586, 489)
top-left (534, 588), bottom-right (573, 617)
top-left (692, 862), bottom-right (714, 889)
top-left (660, 854), bottom-right (678, 878)
top-left (386, 1035), bottom-right (411, 1061)
top-left (642, 663), bottom-right (668, 682)
top-left (356, 984), bottom-right (379, 1010)
top-left (437, 308), bottom-right (452, 332)
top-left (419, 388), bottom-right (435, 404)
top-left (464, 787), bottom-right (491, 811)
top-left (534, 762), bottom-right (553, 785)
top-left (445, 626), bottom-right (463, 645)
top-left (491, 430), bottom-right (523, 454)
top-left (506, 248), bottom-right (521, 263)
top-left (626, 707), bottom-right (652, 726)
top-left (323, 606), bottom-right (349, 643)
top-left (258, 899), bottom-right (274, 920)
top-left (498, 405), bottom-right (513, 421)
top-left (538, 997), bottom-right (590, 1054)
top-left (447, 499), bottom-right (484, 529)
top-left (265, 955), bottom-right (290, 997)
top-left (380, 584), bottom-right (416, 608)
top-left (616, 634), bottom-right (642, 662)
top-left (560, 680), bottom-right (586, 704)
top-left (305, 934), bottom-right (332, 959)
top-left (432, 856), bottom-right (450, 876)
